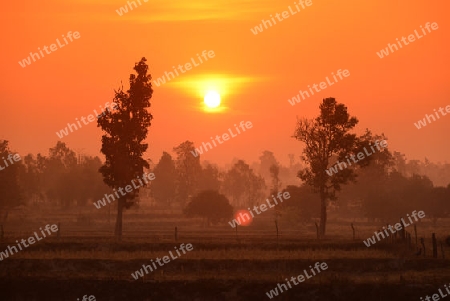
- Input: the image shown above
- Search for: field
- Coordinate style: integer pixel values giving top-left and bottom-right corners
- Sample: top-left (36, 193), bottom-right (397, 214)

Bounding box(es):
top-left (1, 205), bottom-right (450, 301)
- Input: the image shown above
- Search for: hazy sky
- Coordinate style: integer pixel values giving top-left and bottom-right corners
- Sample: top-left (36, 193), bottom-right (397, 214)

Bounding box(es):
top-left (1, 0), bottom-right (449, 166)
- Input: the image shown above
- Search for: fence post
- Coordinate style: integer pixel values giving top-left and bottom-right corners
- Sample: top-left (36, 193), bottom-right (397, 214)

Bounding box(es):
top-left (400, 219), bottom-right (405, 241)
top-left (407, 232), bottom-right (411, 250)
top-left (432, 233), bottom-right (438, 259)
top-left (420, 237), bottom-right (426, 257)
top-left (387, 224), bottom-right (392, 243)
top-left (275, 220), bottom-right (279, 243)
top-left (351, 223), bottom-right (355, 241)
top-left (414, 224), bottom-right (418, 247)
top-left (314, 222), bottom-right (319, 240)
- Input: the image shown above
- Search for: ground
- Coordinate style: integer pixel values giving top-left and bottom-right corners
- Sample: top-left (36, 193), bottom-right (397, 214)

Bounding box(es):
top-left (0, 206), bottom-right (449, 300)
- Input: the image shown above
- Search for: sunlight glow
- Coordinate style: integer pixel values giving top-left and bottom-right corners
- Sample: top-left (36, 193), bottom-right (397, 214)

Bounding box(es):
top-left (204, 90), bottom-right (221, 108)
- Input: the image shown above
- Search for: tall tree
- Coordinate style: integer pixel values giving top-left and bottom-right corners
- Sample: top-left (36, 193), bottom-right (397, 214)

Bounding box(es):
top-left (293, 98), bottom-right (375, 236)
top-left (98, 57), bottom-right (153, 239)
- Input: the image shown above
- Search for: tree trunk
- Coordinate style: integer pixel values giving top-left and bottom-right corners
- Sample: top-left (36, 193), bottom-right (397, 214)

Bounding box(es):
top-left (319, 187), bottom-right (327, 237)
top-left (115, 197), bottom-right (124, 240)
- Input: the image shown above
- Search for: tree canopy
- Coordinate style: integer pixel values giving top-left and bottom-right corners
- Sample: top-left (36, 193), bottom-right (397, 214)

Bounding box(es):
top-left (184, 190), bottom-right (233, 226)
top-left (222, 160), bottom-right (266, 208)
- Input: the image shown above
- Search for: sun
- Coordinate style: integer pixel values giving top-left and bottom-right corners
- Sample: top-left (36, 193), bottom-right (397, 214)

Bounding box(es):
top-left (234, 210), bottom-right (252, 226)
top-left (204, 90), bottom-right (221, 108)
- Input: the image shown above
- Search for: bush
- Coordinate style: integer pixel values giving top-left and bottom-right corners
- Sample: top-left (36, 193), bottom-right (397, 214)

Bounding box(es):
top-left (184, 190), bottom-right (233, 225)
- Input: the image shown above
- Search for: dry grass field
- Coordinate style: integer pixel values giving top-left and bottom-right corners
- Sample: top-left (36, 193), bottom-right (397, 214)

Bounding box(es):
top-left (1, 205), bottom-right (450, 300)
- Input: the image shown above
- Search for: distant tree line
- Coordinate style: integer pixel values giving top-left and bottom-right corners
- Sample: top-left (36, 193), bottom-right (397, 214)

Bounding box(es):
top-left (1, 135), bottom-right (449, 228)
top-left (1, 95), bottom-right (449, 236)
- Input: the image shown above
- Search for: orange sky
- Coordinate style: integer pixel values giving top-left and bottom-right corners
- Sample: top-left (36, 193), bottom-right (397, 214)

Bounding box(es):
top-left (1, 0), bottom-right (449, 166)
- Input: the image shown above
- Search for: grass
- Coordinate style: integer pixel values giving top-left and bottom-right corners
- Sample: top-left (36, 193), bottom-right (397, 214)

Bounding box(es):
top-left (1, 207), bottom-right (450, 300)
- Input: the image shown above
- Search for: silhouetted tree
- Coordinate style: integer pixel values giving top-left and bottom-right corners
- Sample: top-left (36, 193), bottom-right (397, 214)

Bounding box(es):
top-left (259, 150), bottom-right (278, 181)
top-left (361, 171), bottom-right (408, 221)
top-left (75, 156), bottom-right (110, 207)
top-left (361, 172), bottom-right (434, 222)
top-left (184, 190), bottom-right (233, 226)
top-left (197, 163), bottom-right (221, 192)
top-left (98, 57), bottom-right (153, 239)
top-left (269, 163), bottom-right (280, 193)
top-left (19, 154), bottom-right (41, 204)
top-left (338, 133), bottom-right (393, 215)
top-left (281, 184), bottom-right (320, 224)
top-left (173, 141), bottom-right (202, 205)
top-left (45, 141), bottom-right (78, 207)
top-left (392, 151), bottom-right (408, 175)
top-left (424, 186), bottom-right (449, 225)
top-left (222, 160), bottom-right (266, 208)
top-left (0, 141), bottom-right (23, 222)
top-left (293, 98), bottom-right (376, 236)
top-left (395, 155), bottom-right (450, 187)
top-left (151, 151), bottom-right (177, 206)
top-left (17, 147), bottom-right (107, 207)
